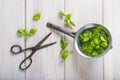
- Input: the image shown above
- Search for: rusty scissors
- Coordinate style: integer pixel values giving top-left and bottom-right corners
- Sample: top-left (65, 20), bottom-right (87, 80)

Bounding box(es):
top-left (11, 32), bottom-right (56, 70)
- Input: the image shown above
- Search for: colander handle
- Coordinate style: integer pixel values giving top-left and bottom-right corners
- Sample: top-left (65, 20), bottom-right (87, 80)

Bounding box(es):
top-left (46, 22), bottom-right (76, 38)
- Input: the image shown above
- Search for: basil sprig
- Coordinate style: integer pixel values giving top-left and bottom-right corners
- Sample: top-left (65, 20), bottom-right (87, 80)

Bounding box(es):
top-left (60, 38), bottom-right (71, 60)
top-left (59, 10), bottom-right (76, 27)
top-left (17, 28), bottom-right (37, 38)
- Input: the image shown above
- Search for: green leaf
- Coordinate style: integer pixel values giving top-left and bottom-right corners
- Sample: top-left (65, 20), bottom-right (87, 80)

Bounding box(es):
top-left (83, 32), bottom-right (89, 37)
top-left (59, 10), bottom-right (66, 17)
top-left (92, 26), bottom-right (102, 39)
top-left (65, 14), bottom-right (71, 20)
top-left (93, 37), bottom-right (100, 44)
top-left (83, 37), bottom-right (89, 42)
top-left (95, 45), bottom-right (100, 49)
top-left (23, 29), bottom-right (30, 37)
top-left (17, 29), bottom-right (25, 36)
top-left (92, 51), bottom-right (99, 56)
top-left (33, 13), bottom-right (41, 21)
top-left (101, 42), bottom-right (108, 48)
top-left (59, 10), bottom-right (76, 27)
top-left (60, 49), bottom-right (69, 60)
top-left (69, 20), bottom-right (76, 26)
top-left (60, 38), bottom-right (68, 50)
top-left (64, 19), bottom-right (69, 26)
top-left (100, 35), bottom-right (107, 42)
top-left (29, 28), bottom-right (37, 36)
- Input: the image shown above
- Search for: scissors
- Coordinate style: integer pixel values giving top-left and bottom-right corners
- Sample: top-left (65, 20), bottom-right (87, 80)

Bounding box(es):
top-left (11, 32), bottom-right (56, 70)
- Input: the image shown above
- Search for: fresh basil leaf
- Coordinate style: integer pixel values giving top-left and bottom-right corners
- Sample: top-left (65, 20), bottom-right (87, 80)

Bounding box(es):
top-left (24, 29), bottom-right (30, 37)
top-left (93, 37), bottom-right (100, 44)
top-left (83, 37), bottom-right (89, 42)
top-left (29, 28), bottom-right (37, 36)
top-left (33, 13), bottom-right (41, 21)
top-left (65, 14), bottom-right (71, 20)
top-left (69, 20), bottom-right (76, 26)
top-left (60, 49), bottom-right (69, 60)
top-left (100, 35), bottom-right (107, 42)
top-left (95, 45), bottom-right (100, 49)
top-left (101, 42), bottom-right (108, 48)
top-left (60, 38), bottom-right (68, 50)
top-left (59, 10), bottom-right (66, 17)
top-left (17, 29), bottom-right (25, 36)
top-left (92, 51), bottom-right (99, 56)
top-left (64, 19), bottom-right (69, 26)
top-left (92, 26), bottom-right (102, 39)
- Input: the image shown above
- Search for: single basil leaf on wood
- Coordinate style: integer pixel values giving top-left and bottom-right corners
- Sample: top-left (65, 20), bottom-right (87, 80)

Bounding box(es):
top-left (17, 29), bottom-right (25, 36)
top-left (64, 19), bottom-right (69, 26)
top-left (65, 14), bottom-right (71, 20)
top-left (60, 38), bottom-right (68, 50)
top-left (29, 28), bottom-right (37, 36)
top-left (22, 29), bottom-right (29, 37)
top-left (59, 10), bottom-right (66, 17)
top-left (69, 19), bottom-right (76, 27)
top-left (33, 13), bottom-right (41, 21)
top-left (60, 49), bottom-right (69, 60)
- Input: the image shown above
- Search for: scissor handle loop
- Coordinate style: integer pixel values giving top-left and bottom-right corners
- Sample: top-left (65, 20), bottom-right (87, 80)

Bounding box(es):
top-left (19, 57), bottom-right (32, 70)
top-left (11, 45), bottom-right (22, 54)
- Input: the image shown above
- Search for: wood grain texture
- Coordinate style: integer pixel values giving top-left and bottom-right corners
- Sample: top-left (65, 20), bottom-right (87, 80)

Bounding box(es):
top-left (64, 0), bottom-right (103, 80)
top-left (25, 0), bottom-right (64, 80)
top-left (0, 0), bottom-right (120, 79)
top-left (0, 0), bottom-right (25, 80)
top-left (103, 0), bottom-right (120, 80)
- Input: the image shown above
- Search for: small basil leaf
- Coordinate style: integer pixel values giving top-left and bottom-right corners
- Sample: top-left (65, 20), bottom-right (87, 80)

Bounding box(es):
top-left (92, 51), bottom-right (99, 56)
top-left (93, 38), bottom-right (100, 44)
top-left (60, 38), bottom-right (68, 50)
top-left (101, 42), bottom-right (108, 48)
top-left (29, 28), bottom-right (37, 36)
top-left (83, 37), bottom-right (89, 42)
top-left (65, 14), bottom-right (71, 20)
top-left (60, 49), bottom-right (69, 60)
top-left (59, 10), bottom-right (66, 17)
top-left (100, 35), bottom-right (107, 42)
top-left (33, 13), bottom-right (41, 21)
top-left (64, 19), bottom-right (69, 26)
top-left (69, 20), bottom-right (76, 26)
top-left (17, 29), bottom-right (25, 36)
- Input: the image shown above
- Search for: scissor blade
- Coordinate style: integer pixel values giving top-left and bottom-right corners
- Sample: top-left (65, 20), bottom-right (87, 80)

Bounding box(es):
top-left (35, 32), bottom-right (52, 47)
top-left (38, 42), bottom-right (57, 50)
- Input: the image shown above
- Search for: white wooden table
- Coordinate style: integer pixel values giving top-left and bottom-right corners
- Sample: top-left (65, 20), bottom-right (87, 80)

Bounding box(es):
top-left (0, 0), bottom-right (120, 80)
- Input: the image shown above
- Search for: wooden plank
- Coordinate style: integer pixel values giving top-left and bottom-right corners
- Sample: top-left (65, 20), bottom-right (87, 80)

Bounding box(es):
top-left (25, 0), bottom-right (64, 79)
top-left (103, 0), bottom-right (120, 79)
top-left (0, 0), bottom-right (25, 80)
top-left (64, 0), bottom-right (103, 80)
